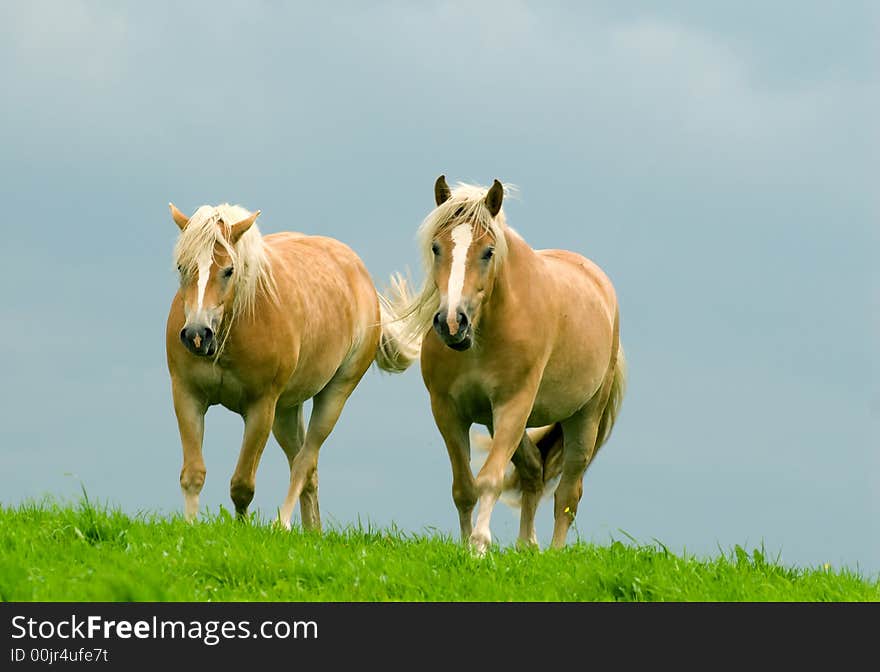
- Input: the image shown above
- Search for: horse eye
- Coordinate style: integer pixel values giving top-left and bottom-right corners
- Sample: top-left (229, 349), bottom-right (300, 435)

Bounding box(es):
top-left (431, 242), bottom-right (440, 256)
top-left (482, 247), bottom-right (494, 261)
top-left (222, 266), bottom-right (234, 278)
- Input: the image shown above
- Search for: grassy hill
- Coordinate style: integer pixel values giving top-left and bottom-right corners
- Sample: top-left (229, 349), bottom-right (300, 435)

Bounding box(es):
top-left (1, 499), bottom-right (876, 602)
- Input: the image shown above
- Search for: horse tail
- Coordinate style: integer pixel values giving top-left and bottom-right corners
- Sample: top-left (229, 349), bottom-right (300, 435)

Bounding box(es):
top-left (472, 424), bottom-right (565, 509)
top-left (374, 273), bottom-right (421, 373)
top-left (595, 343), bottom-right (627, 453)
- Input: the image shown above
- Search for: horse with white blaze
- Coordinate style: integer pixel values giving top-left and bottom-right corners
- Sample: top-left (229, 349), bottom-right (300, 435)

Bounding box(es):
top-left (385, 177), bottom-right (626, 554)
top-left (165, 202), bottom-right (414, 529)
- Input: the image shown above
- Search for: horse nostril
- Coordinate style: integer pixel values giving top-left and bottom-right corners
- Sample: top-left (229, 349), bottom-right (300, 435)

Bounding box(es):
top-left (458, 312), bottom-right (468, 329)
top-left (180, 329), bottom-right (189, 344)
top-left (203, 327), bottom-right (213, 342)
top-left (433, 312), bottom-right (442, 327)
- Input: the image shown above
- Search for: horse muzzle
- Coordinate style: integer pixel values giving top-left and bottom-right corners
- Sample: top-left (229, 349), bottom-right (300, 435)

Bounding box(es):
top-left (433, 311), bottom-right (473, 351)
top-left (180, 324), bottom-right (217, 357)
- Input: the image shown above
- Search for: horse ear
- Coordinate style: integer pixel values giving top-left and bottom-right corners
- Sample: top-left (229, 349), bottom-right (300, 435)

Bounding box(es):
top-left (434, 175), bottom-right (452, 206)
top-left (228, 210), bottom-right (261, 244)
top-left (169, 202), bottom-right (190, 230)
top-left (485, 179), bottom-right (504, 217)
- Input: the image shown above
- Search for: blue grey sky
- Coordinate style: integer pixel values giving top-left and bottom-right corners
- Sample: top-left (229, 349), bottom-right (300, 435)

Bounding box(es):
top-left (1, 2), bottom-right (877, 575)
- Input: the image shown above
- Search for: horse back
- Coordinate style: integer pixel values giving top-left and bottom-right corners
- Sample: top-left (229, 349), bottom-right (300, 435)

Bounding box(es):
top-left (262, 231), bottom-right (381, 356)
top-left (536, 248), bottom-right (618, 324)
top-left (264, 232), bottom-right (378, 315)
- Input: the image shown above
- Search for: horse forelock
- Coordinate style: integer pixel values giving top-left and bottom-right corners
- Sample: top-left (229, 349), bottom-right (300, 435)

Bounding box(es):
top-left (416, 183), bottom-right (510, 266)
top-left (172, 203), bottom-right (276, 354)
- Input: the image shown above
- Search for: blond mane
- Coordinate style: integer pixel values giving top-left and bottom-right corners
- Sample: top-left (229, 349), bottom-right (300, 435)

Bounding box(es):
top-left (173, 203), bottom-right (277, 356)
top-left (386, 182), bottom-right (513, 348)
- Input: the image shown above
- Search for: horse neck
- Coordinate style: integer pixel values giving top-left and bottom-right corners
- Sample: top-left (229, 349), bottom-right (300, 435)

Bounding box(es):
top-left (225, 251), bottom-right (276, 335)
top-left (480, 228), bottom-right (535, 325)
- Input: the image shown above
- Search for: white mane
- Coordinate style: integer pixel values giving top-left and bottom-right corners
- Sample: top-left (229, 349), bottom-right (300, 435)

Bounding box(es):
top-left (173, 203), bottom-right (276, 354)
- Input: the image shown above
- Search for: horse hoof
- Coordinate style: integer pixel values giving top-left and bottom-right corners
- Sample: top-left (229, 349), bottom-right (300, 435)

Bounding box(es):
top-left (468, 532), bottom-right (491, 557)
top-left (516, 538), bottom-right (539, 551)
top-left (273, 518), bottom-right (292, 532)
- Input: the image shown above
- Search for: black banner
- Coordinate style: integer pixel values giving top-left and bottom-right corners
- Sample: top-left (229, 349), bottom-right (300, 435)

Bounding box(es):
top-left (1, 602), bottom-right (875, 667)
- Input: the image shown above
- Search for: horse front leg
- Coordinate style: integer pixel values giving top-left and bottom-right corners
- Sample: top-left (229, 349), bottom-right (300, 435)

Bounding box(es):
top-left (172, 383), bottom-right (208, 522)
top-left (430, 394), bottom-right (475, 542)
top-left (230, 396), bottom-right (277, 519)
top-left (471, 385), bottom-right (539, 555)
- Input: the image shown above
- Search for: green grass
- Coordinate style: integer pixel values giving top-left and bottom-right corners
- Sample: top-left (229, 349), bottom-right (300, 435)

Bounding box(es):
top-left (1, 497), bottom-right (877, 602)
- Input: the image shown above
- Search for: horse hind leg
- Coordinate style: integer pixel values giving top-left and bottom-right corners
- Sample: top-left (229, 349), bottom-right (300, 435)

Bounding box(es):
top-left (272, 404), bottom-right (321, 531)
top-left (551, 350), bottom-right (625, 548)
top-left (551, 405), bottom-right (602, 549)
top-left (510, 432), bottom-right (543, 549)
top-left (276, 374), bottom-right (363, 531)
